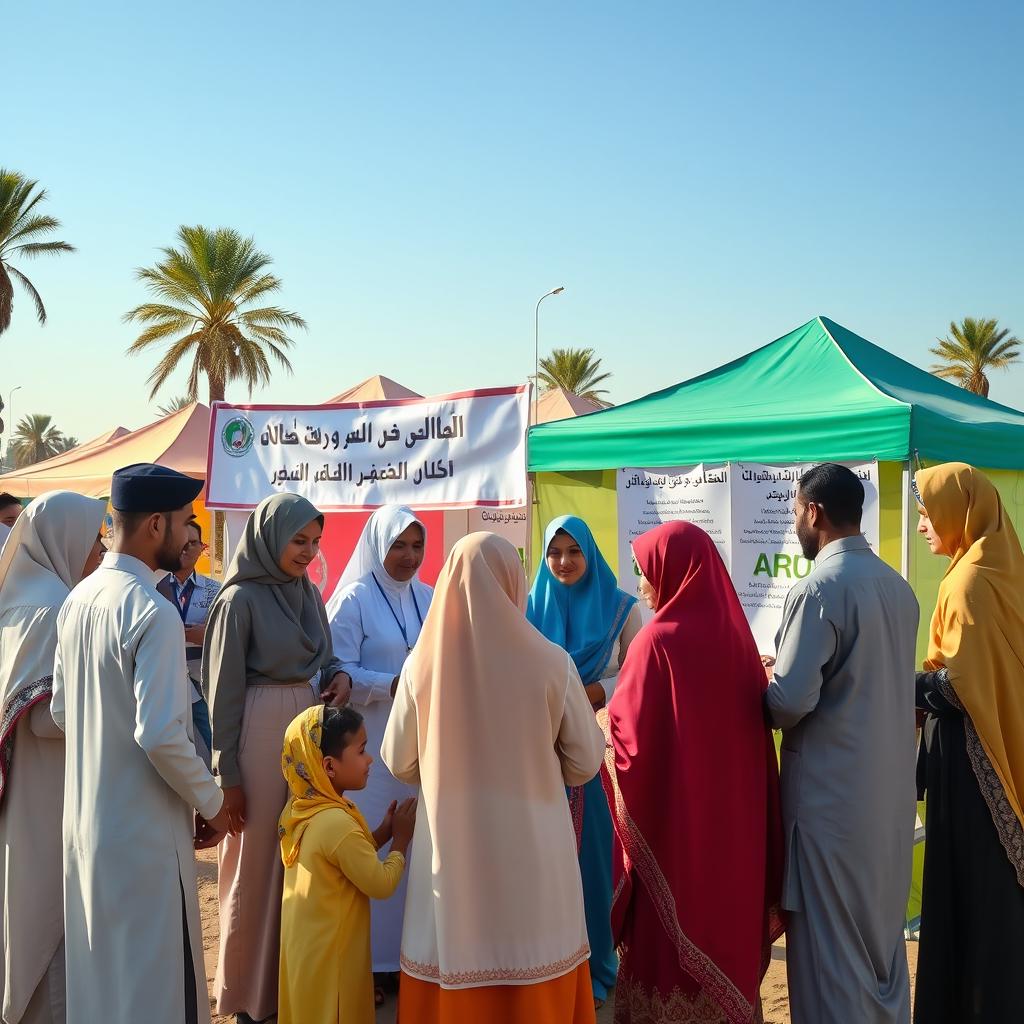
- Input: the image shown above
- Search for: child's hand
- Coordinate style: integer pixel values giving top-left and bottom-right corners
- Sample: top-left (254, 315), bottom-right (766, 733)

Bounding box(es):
top-left (373, 800), bottom-right (398, 848)
top-left (391, 797), bottom-right (417, 851)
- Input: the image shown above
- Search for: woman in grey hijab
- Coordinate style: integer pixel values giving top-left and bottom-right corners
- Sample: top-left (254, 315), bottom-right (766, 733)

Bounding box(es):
top-left (204, 493), bottom-right (348, 1024)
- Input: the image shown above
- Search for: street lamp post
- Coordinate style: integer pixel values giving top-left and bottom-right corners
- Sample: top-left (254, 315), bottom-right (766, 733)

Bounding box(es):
top-left (533, 286), bottom-right (565, 427)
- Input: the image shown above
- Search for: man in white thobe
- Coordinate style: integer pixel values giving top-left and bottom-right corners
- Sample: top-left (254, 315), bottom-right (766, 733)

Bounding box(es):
top-left (52, 464), bottom-right (229, 1024)
top-left (766, 463), bottom-right (918, 1024)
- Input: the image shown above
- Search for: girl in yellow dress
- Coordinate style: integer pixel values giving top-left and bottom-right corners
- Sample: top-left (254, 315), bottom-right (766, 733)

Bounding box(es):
top-left (278, 704), bottom-right (416, 1024)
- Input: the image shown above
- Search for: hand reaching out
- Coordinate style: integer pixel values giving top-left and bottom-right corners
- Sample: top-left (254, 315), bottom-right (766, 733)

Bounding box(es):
top-left (373, 800), bottom-right (399, 848)
top-left (391, 797), bottom-right (417, 853)
top-left (322, 672), bottom-right (352, 708)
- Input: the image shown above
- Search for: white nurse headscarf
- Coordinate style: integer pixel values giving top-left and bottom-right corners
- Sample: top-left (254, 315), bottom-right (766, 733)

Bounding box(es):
top-left (324, 505), bottom-right (426, 619)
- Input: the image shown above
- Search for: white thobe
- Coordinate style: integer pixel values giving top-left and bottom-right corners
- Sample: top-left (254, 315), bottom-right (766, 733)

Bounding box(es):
top-left (52, 553), bottom-right (224, 1024)
top-left (329, 575), bottom-right (432, 973)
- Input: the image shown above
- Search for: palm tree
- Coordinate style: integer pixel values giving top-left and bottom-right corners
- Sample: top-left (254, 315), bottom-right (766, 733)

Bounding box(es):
top-left (0, 170), bottom-right (75, 335)
top-left (11, 414), bottom-right (68, 467)
top-left (53, 435), bottom-right (78, 453)
top-left (930, 317), bottom-right (1021, 397)
top-left (156, 395), bottom-right (194, 417)
top-left (124, 225), bottom-right (306, 403)
top-left (538, 347), bottom-right (612, 402)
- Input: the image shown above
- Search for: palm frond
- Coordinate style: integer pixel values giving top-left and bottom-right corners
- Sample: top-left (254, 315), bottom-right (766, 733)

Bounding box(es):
top-left (9, 240), bottom-right (76, 259)
top-left (7, 265), bottom-right (47, 323)
top-left (145, 333), bottom-right (204, 398)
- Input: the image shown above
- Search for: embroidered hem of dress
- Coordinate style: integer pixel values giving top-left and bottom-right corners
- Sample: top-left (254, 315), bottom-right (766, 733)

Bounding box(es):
top-left (601, 740), bottom-right (758, 1024)
top-left (0, 675), bottom-right (52, 806)
top-left (400, 944), bottom-right (591, 989)
top-left (613, 973), bottom-right (763, 1024)
top-left (936, 670), bottom-right (1024, 888)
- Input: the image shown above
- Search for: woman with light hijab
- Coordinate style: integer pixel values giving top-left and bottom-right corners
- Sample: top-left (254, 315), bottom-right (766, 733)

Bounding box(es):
top-left (382, 532), bottom-right (605, 1024)
top-left (204, 493), bottom-right (348, 1024)
top-left (0, 491), bottom-right (106, 1024)
top-left (527, 515), bottom-right (641, 1010)
top-left (913, 463), bottom-right (1024, 1023)
top-left (324, 504), bottom-right (432, 998)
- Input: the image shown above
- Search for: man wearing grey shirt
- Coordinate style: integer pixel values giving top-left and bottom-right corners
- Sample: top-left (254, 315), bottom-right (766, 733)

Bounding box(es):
top-left (766, 463), bottom-right (918, 1024)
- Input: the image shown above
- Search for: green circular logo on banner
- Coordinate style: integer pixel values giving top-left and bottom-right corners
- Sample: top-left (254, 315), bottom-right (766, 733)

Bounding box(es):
top-left (221, 416), bottom-right (255, 457)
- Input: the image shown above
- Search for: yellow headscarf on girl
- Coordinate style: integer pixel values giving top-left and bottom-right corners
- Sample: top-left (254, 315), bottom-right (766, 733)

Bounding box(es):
top-left (916, 462), bottom-right (1024, 832)
top-left (278, 705), bottom-right (374, 867)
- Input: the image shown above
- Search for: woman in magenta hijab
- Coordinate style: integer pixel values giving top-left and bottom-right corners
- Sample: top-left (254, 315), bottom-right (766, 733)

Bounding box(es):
top-left (601, 521), bottom-right (785, 1023)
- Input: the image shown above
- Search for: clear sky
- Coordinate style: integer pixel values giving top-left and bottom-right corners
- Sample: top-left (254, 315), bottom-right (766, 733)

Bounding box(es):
top-left (4, 0), bottom-right (1022, 442)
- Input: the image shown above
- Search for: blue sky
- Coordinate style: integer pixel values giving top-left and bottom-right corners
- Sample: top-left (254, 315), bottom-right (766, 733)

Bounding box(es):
top-left (4, 0), bottom-right (1022, 442)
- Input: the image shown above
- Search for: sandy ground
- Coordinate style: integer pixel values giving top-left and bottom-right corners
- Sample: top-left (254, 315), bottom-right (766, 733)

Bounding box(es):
top-left (197, 850), bottom-right (917, 1024)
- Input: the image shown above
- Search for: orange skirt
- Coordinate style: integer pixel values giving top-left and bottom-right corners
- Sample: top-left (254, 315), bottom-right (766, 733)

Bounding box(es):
top-left (398, 963), bottom-right (596, 1024)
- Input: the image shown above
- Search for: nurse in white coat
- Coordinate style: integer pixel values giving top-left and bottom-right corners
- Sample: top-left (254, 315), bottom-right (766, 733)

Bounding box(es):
top-left (324, 505), bottom-right (432, 984)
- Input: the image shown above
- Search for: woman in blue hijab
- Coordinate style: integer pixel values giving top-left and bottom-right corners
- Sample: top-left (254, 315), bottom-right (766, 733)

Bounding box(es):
top-left (527, 515), bottom-right (643, 1009)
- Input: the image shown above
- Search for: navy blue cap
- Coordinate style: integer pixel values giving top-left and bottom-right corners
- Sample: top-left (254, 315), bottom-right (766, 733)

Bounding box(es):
top-left (110, 463), bottom-right (203, 513)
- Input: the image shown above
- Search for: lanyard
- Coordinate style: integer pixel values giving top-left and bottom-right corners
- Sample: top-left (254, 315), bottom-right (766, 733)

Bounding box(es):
top-left (372, 574), bottom-right (423, 652)
top-left (169, 577), bottom-right (195, 624)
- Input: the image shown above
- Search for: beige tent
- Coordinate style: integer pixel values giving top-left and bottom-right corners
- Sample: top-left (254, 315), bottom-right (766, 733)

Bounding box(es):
top-left (324, 375), bottom-right (422, 404)
top-left (0, 404), bottom-right (209, 498)
top-left (533, 387), bottom-right (604, 423)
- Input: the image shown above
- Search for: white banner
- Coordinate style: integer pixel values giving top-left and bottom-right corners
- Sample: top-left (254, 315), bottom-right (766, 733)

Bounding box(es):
top-left (731, 462), bottom-right (879, 652)
top-left (616, 464), bottom-right (731, 621)
top-left (206, 386), bottom-right (530, 511)
top-left (615, 461), bottom-right (879, 649)
top-left (468, 506), bottom-right (530, 559)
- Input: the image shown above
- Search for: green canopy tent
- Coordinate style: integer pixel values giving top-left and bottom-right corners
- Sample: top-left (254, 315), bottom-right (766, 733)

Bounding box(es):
top-left (529, 316), bottom-right (1024, 472)
top-left (527, 315), bottom-right (1024, 935)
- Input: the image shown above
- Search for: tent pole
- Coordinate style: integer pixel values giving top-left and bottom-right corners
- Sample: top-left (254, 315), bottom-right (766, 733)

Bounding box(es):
top-left (901, 461), bottom-right (911, 579)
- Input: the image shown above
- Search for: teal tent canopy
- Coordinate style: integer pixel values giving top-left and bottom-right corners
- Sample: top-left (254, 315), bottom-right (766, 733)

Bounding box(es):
top-left (528, 317), bottom-right (1024, 472)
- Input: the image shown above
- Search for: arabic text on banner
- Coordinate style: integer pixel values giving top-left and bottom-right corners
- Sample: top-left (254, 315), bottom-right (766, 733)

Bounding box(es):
top-left (615, 464), bottom-right (731, 623)
top-left (731, 461), bottom-right (879, 652)
top-left (205, 386), bottom-right (530, 511)
top-left (614, 461), bottom-right (880, 647)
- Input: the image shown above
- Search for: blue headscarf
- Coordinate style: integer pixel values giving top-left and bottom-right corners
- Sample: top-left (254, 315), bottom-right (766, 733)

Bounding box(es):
top-left (527, 515), bottom-right (637, 685)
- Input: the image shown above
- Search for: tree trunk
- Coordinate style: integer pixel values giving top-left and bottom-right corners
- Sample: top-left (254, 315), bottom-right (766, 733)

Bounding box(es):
top-left (0, 264), bottom-right (13, 335)
top-left (206, 375), bottom-right (226, 575)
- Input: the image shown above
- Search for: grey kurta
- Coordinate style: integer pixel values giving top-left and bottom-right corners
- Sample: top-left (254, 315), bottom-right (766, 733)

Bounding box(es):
top-left (52, 553), bottom-right (224, 1024)
top-left (765, 536), bottom-right (918, 1024)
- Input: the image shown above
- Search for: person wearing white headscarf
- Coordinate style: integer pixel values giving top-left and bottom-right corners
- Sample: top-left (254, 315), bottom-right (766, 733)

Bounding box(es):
top-left (0, 491), bottom-right (106, 1024)
top-left (324, 505), bottom-right (433, 982)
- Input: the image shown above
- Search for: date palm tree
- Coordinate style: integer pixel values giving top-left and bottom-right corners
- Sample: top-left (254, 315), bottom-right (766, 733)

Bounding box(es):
top-left (930, 317), bottom-right (1021, 398)
top-left (0, 169), bottom-right (75, 335)
top-left (124, 225), bottom-right (306, 403)
top-left (538, 347), bottom-right (612, 402)
top-left (11, 413), bottom-right (68, 467)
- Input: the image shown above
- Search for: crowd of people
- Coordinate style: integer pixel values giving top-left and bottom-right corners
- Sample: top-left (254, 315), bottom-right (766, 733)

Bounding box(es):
top-left (0, 458), bottom-right (1022, 1024)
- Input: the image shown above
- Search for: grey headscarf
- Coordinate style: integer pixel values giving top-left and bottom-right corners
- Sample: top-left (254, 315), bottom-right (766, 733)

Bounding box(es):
top-left (203, 493), bottom-right (333, 685)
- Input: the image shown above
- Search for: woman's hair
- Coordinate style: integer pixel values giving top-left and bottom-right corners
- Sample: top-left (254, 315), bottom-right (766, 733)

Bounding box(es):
top-left (319, 706), bottom-right (365, 758)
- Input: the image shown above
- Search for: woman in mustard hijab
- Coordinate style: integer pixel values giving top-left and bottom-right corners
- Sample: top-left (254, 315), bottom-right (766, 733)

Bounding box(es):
top-left (913, 463), bottom-right (1024, 1023)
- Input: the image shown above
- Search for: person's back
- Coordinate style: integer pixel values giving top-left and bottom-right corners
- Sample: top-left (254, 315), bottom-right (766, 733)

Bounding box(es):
top-left (381, 533), bottom-right (604, 1024)
top-left (773, 541), bottom-right (919, 839)
top-left (766, 463), bottom-right (919, 1024)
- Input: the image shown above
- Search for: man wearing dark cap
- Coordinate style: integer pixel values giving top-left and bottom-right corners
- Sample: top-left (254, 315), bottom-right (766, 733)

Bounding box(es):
top-left (52, 464), bottom-right (230, 1024)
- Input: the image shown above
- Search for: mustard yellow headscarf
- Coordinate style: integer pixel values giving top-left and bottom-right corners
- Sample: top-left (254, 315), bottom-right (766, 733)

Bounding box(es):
top-left (278, 705), bottom-right (374, 867)
top-left (916, 463), bottom-right (1024, 833)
